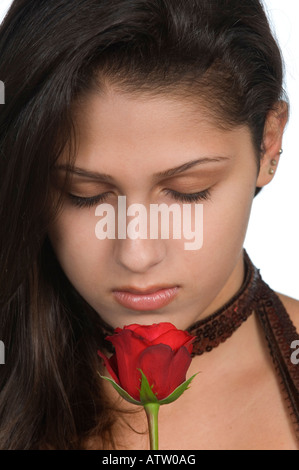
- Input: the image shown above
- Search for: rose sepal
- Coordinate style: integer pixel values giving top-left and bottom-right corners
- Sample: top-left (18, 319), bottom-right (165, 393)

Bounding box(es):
top-left (138, 369), bottom-right (159, 404)
top-left (98, 374), bottom-right (142, 405)
top-left (157, 372), bottom-right (199, 405)
top-left (99, 370), bottom-right (199, 407)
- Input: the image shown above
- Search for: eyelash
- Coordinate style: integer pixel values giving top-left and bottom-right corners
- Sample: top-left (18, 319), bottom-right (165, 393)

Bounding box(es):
top-left (68, 193), bottom-right (110, 208)
top-left (164, 189), bottom-right (211, 203)
top-left (67, 189), bottom-right (211, 208)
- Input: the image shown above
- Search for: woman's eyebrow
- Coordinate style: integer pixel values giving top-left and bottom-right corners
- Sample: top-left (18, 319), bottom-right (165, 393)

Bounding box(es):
top-left (55, 156), bottom-right (230, 182)
top-left (55, 165), bottom-right (114, 182)
top-left (154, 156), bottom-right (231, 178)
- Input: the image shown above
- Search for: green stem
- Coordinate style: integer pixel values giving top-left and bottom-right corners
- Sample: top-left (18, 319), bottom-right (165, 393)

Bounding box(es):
top-left (144, 403), bottom-right (160, 450)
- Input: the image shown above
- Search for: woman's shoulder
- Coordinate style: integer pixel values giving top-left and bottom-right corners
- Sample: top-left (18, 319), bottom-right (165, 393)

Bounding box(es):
top-left (276, 292), bottom-right (299, 332)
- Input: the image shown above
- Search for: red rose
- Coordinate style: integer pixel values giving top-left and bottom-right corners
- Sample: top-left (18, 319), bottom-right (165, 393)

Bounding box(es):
top-left (98, 322), bottom-right (195, 402)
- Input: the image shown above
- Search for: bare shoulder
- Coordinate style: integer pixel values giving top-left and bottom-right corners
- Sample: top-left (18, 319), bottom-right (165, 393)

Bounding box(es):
top-left (276, 292), bottom-right (299, 332)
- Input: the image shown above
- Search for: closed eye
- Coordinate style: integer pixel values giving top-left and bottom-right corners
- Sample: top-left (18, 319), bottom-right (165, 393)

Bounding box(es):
top-left (164, 188), bottom-right (211, 203)
top-left (67, 192), bottom-right (110, 208)
top-left (67, 188), bottom-right (211, 208)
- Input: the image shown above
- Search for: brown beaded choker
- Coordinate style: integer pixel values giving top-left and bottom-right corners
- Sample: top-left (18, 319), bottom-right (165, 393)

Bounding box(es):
top-left (186, 249), bottom-right (299, 440)
top-left (186, 250), bottom-right (258, 356)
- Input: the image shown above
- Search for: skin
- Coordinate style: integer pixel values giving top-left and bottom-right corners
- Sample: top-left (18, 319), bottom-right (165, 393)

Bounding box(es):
top-left (49, 86), bottom-right (299, 449)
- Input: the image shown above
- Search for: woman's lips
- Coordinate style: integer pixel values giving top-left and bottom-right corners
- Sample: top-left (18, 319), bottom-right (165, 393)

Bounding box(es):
top-left (112, 286), bottom-right (180, 311)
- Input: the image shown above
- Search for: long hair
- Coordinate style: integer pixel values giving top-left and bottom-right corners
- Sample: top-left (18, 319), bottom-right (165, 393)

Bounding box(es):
top-left (0, 0), bottom-right (285, 449)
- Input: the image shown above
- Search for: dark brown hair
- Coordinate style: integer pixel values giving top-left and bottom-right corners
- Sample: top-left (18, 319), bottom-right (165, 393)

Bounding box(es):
top-left (0, 0), bottom-right (286, 449)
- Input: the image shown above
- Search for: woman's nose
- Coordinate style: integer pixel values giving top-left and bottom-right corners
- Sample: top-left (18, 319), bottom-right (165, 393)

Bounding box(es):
top-left (114, 236), bottom-right (166, 274)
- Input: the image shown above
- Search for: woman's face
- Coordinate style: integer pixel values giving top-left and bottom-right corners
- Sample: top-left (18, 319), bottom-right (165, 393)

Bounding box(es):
top-left (49, 87), bottom-right (259, 330)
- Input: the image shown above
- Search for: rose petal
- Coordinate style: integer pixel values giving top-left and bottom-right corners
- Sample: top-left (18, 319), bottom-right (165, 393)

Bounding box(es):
top-left (165, 346), bottom-right (192, 395)
top-left (137, 344), bottom-right (176, 399)
top-left (151, 329), bottom-right (195, 352)
top-left (130, 323), bottom-right (176, 342)
top-left (97, 350), bottom-right (120, 385)
top-left (114, 327), bottom-right (124, 334)
top-left (107, 329), bottom-right (148, 400)
top-left (138, 344), bottom-right (192, 399)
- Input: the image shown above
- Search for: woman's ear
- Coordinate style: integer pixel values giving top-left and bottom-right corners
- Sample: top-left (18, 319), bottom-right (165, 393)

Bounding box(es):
top-left (256, 101), bottom-right (288, 188)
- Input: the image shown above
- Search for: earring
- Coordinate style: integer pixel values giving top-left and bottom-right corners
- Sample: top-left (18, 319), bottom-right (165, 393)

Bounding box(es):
top-left (269, 148), bottom-right (283, 175)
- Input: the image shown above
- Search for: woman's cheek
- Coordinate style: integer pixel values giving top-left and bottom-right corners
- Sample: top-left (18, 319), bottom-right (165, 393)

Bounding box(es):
top-left (205, 182), bottom-right (254, 246)
top-left (49, 209), bottom-right (105, 279)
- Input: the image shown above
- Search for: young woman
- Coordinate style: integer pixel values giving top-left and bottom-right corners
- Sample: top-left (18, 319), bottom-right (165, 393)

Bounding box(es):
top-left (0, 0), bottom-right (298, 450)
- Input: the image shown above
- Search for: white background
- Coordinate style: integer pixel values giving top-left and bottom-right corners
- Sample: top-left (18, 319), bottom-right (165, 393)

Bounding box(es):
top-left (0, 0), bottom-right (298, 299)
